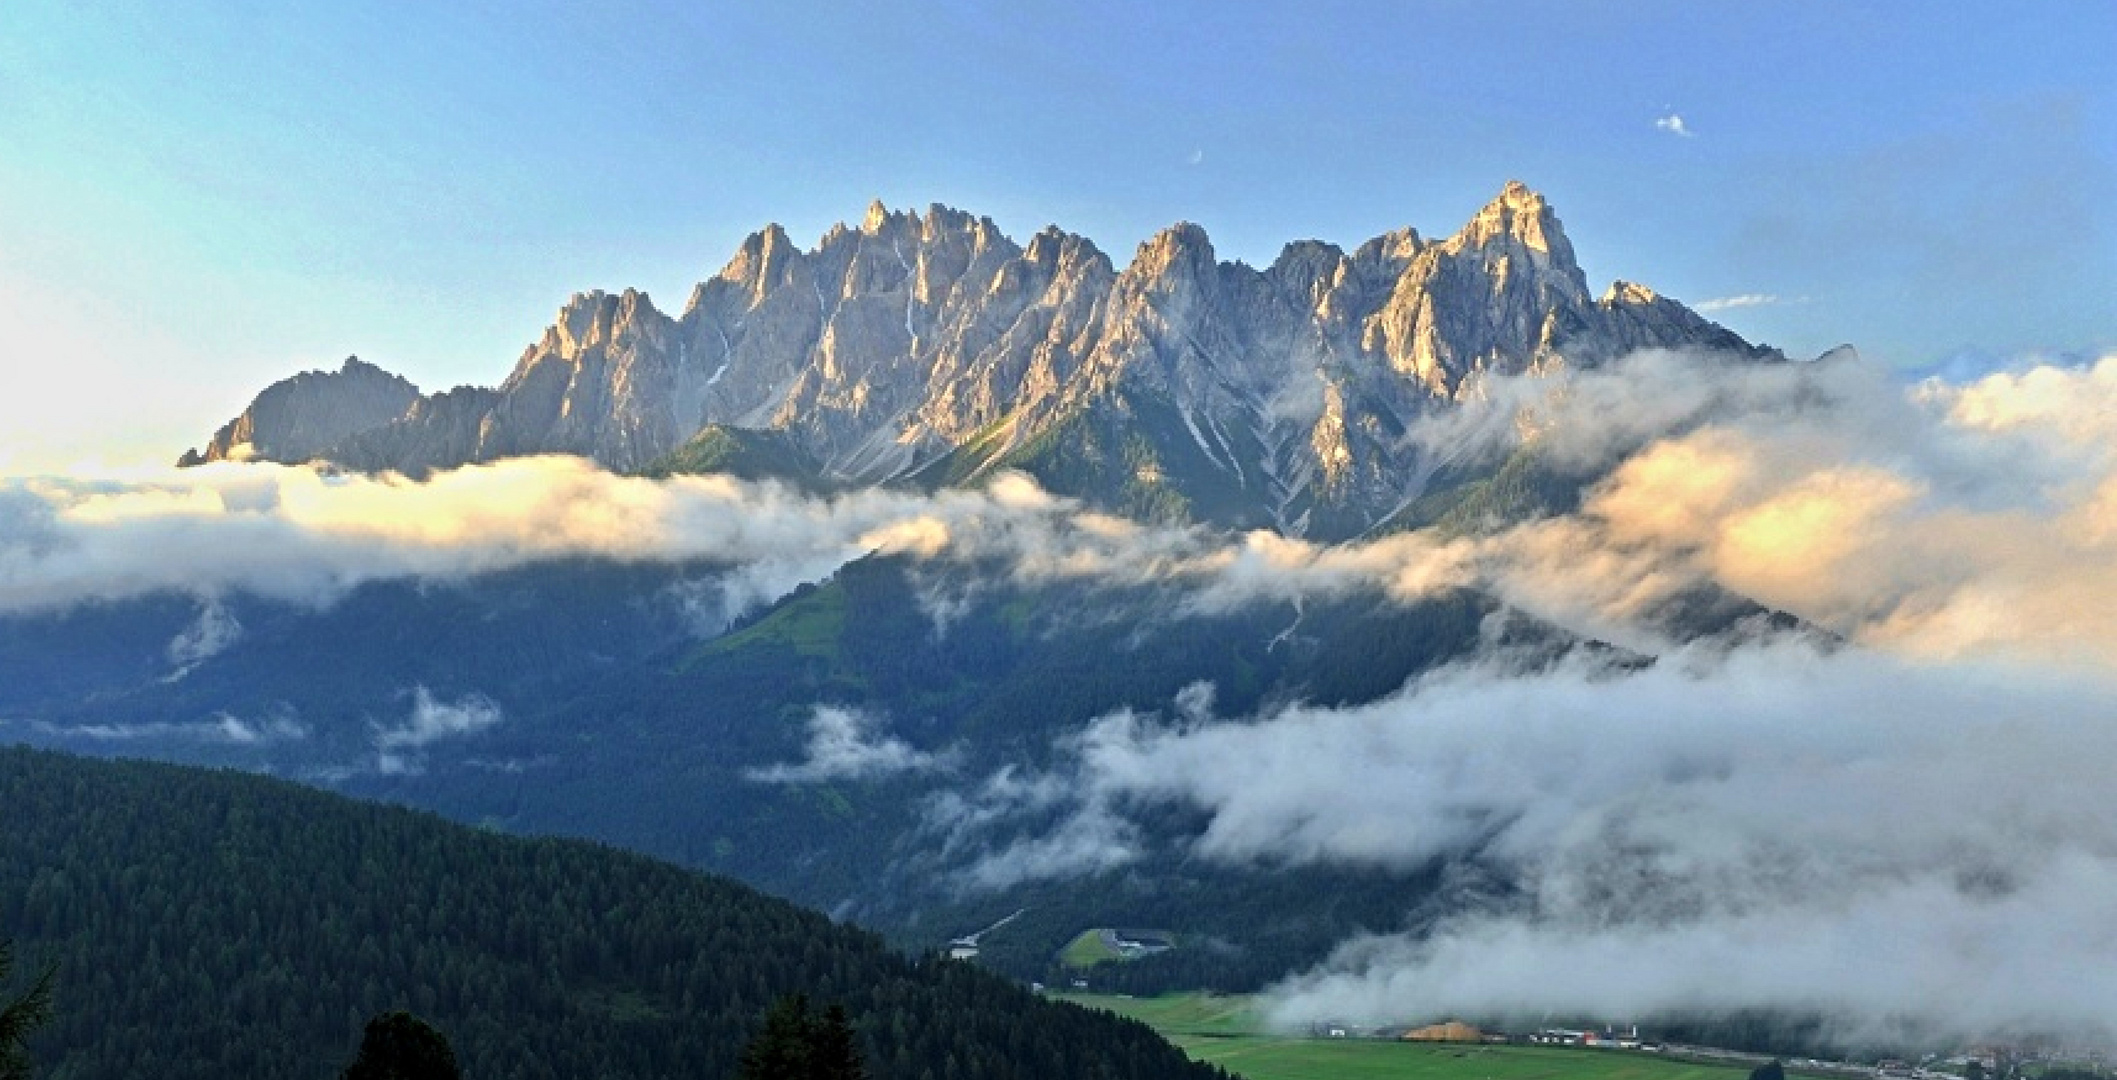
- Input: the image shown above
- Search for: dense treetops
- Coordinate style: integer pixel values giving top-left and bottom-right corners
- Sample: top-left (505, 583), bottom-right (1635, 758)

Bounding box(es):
top-left (0, 747), bottom-right (1225, 1080)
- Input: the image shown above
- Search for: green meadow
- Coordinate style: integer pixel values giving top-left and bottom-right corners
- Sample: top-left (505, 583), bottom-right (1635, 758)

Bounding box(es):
top-left (1059, 929), bottom-right (1127, 968)
top-left (1057, 993), bottom-right (1770, 1080)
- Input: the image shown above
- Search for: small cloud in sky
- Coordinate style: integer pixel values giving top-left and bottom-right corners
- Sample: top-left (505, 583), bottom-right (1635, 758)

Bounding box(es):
top-left (1654, 113), bottom-right (1694, 138)
top-left (1186, 148), bottom-right (1204, 167)
top-left (1696, 293), bottom-right (1781, 312)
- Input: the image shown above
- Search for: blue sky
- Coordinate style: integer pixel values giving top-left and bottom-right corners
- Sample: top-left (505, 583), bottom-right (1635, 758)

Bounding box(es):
top-left (2, 0), bottom-right (2113, 470)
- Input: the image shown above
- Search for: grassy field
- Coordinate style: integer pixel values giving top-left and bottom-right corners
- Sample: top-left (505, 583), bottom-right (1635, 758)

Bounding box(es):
top-left (1057, 993), bottom-right (1769, 1080)
top-left (698, 582), bottom-right (847, 660)
top-left (1058, 929), bottom-right (1124, 968)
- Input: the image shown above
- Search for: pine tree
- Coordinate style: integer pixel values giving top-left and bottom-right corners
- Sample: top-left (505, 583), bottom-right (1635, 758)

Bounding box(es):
top-left (738, 994), bottom-right (870, 1080)
top-left (810, 1003), bottom-right (867, 1080)
top-left (0, 940), bottom-right (54, 1080)
top-left (739, 994), bottom-right (814, 1080)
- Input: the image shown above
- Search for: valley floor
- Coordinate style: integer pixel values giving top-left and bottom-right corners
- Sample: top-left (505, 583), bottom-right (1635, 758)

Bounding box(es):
top-left (1054, 993), bottom-right (1836, 1080)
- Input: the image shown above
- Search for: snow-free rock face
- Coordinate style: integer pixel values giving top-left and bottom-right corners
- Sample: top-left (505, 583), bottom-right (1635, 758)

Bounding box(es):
top-left (179, 358), bottom-right (420, 466)
top-left (182, 183), bottom-right (1781, 535)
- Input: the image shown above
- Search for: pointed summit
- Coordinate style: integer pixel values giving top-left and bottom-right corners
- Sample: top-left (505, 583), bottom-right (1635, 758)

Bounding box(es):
top-left (1497, 178), bottom-right (1542, 207)
top-left (861, 199), bottom-right (893, 234)
top-left (1454, 180), bottom-right (1573, 260)
top-left (1427, 180), bottom-right (1589, 304)
top-left (1132, 221), bottom-right (1218, 282)
top-left (701, 223), bottom-right (805, 311)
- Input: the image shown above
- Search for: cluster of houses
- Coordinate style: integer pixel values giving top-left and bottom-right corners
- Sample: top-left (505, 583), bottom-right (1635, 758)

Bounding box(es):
top-left (1312, 1020), bottom-right (1661, 1047)
top-left (1524, 1025), bottom-right (1658, 1050)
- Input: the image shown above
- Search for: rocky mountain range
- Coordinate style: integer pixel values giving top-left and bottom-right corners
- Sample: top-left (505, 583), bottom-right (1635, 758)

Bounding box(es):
top-left (182, 182), bottom-right (1778, 537)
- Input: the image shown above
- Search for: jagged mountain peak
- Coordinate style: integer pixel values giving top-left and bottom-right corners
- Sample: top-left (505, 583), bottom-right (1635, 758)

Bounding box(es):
top-left (860, 198), bottom-right (902, 235)
top-left (1602, 279), bottom-right (1661, 305)
top-left (1496, 177), bottom-right (1544, 207)
top-left (1354, 226), bottom-right (1425, 265)
top-left (335, 355), bottom-right (396, 378)
top-left (177, 355), bottom-right (422, 467)
top-left (915, 202), bottom-right (986, 238)
top-left (1449, 179), bottom-right (1580, 274)
top-left (690, 223), bottom-right (806, 316)
top-left (1022, 225), bottom-right (1069, 265)
top-left (1142, 219), bottom-right (1215, 252)
top-left (1272, 238), bottom-right (1343, 273)
top-left (850, 198), bottom-right (988, 243)
top-left (1130, 221), bottom-right (1219, 284)
top-left (546, 288), bottom-right (665, 356)
top-left (187, 187), bottom-right (1785, 537)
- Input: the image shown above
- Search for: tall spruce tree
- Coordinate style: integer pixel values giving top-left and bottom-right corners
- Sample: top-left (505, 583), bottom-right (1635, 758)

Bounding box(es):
top-left (811, 1004), bottom-right (866, 1080)
top-left (738, 995), bottom-right (869, 1080)
top-left (739, 994), bottom-right (815, 1080)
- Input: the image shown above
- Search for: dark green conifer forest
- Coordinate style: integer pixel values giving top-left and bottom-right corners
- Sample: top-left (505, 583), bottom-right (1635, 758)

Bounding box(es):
top-left (0, 747), bottom-right (1224, 1080)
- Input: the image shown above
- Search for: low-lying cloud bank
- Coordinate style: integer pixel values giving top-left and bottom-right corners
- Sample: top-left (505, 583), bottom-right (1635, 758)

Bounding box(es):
top-left (934, 640), bottom-right (2117, 1046)
top-left (6, 351), bottom-right (2116, 666)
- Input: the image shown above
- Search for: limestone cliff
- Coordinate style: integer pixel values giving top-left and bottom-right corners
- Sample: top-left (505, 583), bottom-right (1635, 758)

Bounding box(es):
top-left (182, 184), bottom-right (1781, 535)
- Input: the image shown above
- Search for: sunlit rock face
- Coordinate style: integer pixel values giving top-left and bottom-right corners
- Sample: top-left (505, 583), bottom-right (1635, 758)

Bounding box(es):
top-left (182, 183), bottom-right (1779, 534)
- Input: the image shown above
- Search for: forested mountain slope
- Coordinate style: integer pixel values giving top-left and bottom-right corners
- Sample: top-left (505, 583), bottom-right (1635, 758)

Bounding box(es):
top-left (0, 747), bottom-right (1221, 1080)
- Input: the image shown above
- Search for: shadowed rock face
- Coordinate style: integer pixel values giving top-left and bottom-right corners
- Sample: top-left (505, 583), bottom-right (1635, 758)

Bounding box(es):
top-left (179, 357), bottom-right (420, 466)
top-left (182, 184), bottom-right (1779, 534)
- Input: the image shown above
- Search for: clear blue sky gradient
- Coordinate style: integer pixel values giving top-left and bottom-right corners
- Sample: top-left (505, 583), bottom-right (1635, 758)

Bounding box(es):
top-left (2, 1), bottom-right (2112, 469)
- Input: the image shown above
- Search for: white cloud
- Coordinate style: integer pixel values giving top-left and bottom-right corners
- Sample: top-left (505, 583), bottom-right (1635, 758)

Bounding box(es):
top-left (1390, 350), bottom-right (2117, 663)
top-left (948, 640), bottom-right (2117, 1045)
top-left (22, 710), bottom-right (305, 745)
top-left (1655, 113), bottom-right (1694, 137)
top-left (923, 755), bottom-right (1145, 891)
top-left (164, 599), bottom-right (242, 678)
top-left (374, 687), bottom-right (503, 774)
top-left (746, 705), bottom-right (954, 783)
top-left (1695, 293), bottom-right (1781, 312)
top-left (6, 351), bottom-right (2117, 670)
top-left (0, 459), bottom-right (1195, 617)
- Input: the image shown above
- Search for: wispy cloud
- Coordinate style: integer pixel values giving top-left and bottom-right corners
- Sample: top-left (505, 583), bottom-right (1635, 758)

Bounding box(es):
top-left (1654, 113), bottom-right (1694, 138)
top-left (163, 598), bottom-right (242, 680)
top-left (1695, 292), bottom-right (1783, 312)
top-left (23, 711), bottom-right (305, 745)
top-left (374, 687), bottom-right (503, 775)
top-left (746, 706), bottom-right (954, 783)
top-left (936, 639), bottom-right (2117, 1046)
